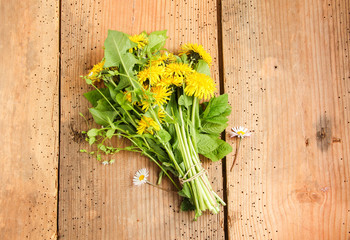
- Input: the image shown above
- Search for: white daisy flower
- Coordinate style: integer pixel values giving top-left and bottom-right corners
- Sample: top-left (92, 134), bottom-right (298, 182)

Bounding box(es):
top-left (230, 126), bottom-right (251, 138)
top-left (102, 161), bottom-right (109, 165)
top-left (229, 126), bottom-right (252, 172)
top-left (133, 168), bottom-right (149, 186)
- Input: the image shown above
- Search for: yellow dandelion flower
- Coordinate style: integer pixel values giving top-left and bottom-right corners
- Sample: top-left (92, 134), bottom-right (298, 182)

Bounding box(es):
top-left (129, 33), bottom-right (148, 52)
top-left (137, 116), bottom-right (160, 135)
top-left (162, 63), bottom-right (194, 86)
top-left (140, 90), bottom-right (152, 111)
top-left (185, 72), bottom-right (216, 100)
top-left (165, 63), bottom-right (194, 77)
top-left (159, 76), bottom-right (174, 86)
top-left (151, 85), bottom-right (172, 106)
top-left (179, 43), bottom-right (212, 66)
top-left (157, 108), bottom-right (166, 122)
top-left (87, 59), bottom-right (105, 82)
top-left (140, 85), bottom-right (171, 111)
top-left (141, 99), bottom-right (151, 111)
top-left (137, 65), bottom-right (165, 87)
top-left (123, 91), bottom-right (132, 103)
top-left (149, 52), bottom-right (177, 66)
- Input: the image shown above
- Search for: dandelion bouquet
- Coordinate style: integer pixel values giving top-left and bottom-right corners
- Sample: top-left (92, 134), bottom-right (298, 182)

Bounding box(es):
top-left (82, 30), bottom-right (232, 219)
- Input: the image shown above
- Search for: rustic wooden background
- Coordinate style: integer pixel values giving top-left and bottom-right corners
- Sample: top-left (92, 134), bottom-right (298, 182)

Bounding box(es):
top-left (0, 0), bottom-right (349, 239)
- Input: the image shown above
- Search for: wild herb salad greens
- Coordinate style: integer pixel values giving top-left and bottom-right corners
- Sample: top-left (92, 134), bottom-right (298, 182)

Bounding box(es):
top-left (81, 30), bottom-right (232, 219)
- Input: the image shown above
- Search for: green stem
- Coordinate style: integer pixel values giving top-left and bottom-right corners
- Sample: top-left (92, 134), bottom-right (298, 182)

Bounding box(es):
top-left (178, 103), bottom-right (224, 213)
top-left (91, 84), bottom-right (119, 115)
top-left (123, 134), bottom-right (180, 190)
top-left (146, 181), bottom-right (175, 193)
top-left (143, 151), bottom-right (180, 190)
top-left (149, 107), bottom-right (184, 176)
top-left (109, 127), bottom-right (179, 190)
top-left (230, 137), bottom-right (242, 172)
top-left (175, 123), bottom-right (201, 212)
top-left (123, 109), bottom-right (138, 128)
top-left (191, 97), bottom-right (198, 151)
top-left (178, 106), bottom-right (205, 210)
top-left (188, 136), bottom-right (222, 208)
top-left (108, 77), bottom-right (118, 88)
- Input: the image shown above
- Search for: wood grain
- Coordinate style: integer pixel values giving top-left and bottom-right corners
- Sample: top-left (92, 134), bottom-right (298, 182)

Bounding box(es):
top-left (59, 0), bottom-right (224, 239)
top-left (221, 0), bottom-right (350, 239)
top-left (0, 0), bottom-right (59, 239)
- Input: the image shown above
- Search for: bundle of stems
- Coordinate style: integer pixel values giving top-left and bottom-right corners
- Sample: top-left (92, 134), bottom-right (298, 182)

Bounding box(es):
top-left (82, 30), bottom-right (232, 219)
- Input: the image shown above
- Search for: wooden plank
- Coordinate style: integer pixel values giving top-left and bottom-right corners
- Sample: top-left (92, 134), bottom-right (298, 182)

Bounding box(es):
top-left (0, 0), bottom-right (59, 239)
top-left (59, 0), bottom-right (224, 239)
top-left (221, 0), bottom-right (350, 239)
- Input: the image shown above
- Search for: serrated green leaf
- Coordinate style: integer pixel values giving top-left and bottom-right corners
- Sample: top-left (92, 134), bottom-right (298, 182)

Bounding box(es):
top-left (106, 129), bottom-right (115, 139)
top-left (104, 30), bottom-right (136, 67)
top-left (84, 88), bottom-right (111, 107)
top-left (121, 52), bottom-right (140, 74)
top-left (117, 124), bottom-right (136, 134)
top-left (197, 134), bottom-right (219, 154)
top-left (89, 137), bottom-right (96, 145)
top-left (158, 129), bottom-right (171, 143)
top-left (95, 98), bottom-right (114, 111)
top-left (87, 128), bottom-right (99, 137)
top-left (201, 122), bottom-right (228, 135)
top-left (116, 76), bottom-right (131, 91)
top-left (99, 144), bottom-right (107, 151)
top-left (104, 30), bottom-right (140, 89)
top-left (146, 138), bottom-right (168, 162)
top-left (178, 94), bottom-right (193, 108)
top-left (180, 198), bottom-right (196, 212)
top-left (203, 139), bottom-right (233, 162)
top-left (180, 53), bottom-right (188, 63)
top-left (203, 116), bottom-right (229, 125)
top-left (146, 30), bottom-right (167, 53)
top-left (115, 92), bottom-right (132, 110)
top-left (104, 83), bottom-right (118, 101)
top-left (178, 184), bottom-right (191, 198)
top-left (85, 78), bottom-right (92, 85)
top-left (89, 108), bottom-right (118, 126)
top-left (202, 94), bottom-right (230, 119)
top-left (195, 60), bottom-right (211, 76)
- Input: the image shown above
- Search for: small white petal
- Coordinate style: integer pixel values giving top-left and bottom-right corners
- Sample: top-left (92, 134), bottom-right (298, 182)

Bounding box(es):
top-left (230, 126), bottom-right (251, 138)
top-left (229, 132), bottom-right (238, 138)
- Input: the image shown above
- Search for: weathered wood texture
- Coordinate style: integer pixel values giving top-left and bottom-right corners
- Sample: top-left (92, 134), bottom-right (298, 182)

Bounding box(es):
top-left (0, 0), bottom-right (59, 239)
top-left (59, 1), bottom-right (224, 239)
top-left (221, 0), bottom-right (350, 239)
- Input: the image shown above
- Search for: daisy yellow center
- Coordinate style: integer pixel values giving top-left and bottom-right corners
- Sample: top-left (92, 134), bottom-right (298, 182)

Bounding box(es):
top-left (237, 131), bottom-right (245, 135)
top-left (139, 175), bottom-right (145, 181)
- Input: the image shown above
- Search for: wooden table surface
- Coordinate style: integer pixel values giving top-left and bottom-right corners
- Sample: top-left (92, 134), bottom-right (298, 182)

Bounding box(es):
top-left (0, 0), bottom-right (349, 239)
